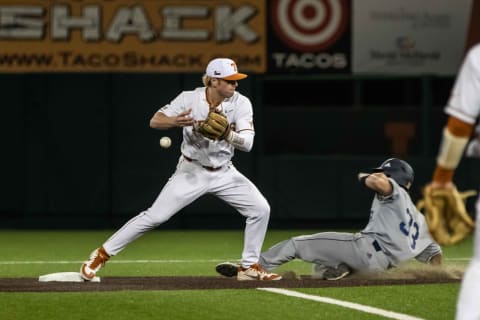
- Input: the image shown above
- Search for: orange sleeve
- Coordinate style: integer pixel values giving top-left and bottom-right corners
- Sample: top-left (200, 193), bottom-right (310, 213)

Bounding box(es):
top-left (432, 117), bottom-right (474, 184)
top-left (446, 116), bottom-right (474, 137)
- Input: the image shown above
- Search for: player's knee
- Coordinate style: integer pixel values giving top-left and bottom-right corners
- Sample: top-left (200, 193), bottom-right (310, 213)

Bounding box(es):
top-left (143, 209), bottom-right (172, 226)
top-left (256, 199), bottom-right (270, 220)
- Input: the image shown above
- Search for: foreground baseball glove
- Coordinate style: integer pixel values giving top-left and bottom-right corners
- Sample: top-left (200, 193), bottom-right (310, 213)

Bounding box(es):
top-left (197, 111), bottom-right (230, 140)
top-left (417, 185), bottom-right (476, 245)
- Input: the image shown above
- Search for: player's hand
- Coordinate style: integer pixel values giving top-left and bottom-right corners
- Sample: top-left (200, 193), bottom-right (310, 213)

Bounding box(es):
top-left (175, 109), bottom-right (194, 127)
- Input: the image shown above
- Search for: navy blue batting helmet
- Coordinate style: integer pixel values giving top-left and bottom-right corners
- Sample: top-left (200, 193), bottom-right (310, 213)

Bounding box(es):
top-left (372, 158), bottom-right (414, 189)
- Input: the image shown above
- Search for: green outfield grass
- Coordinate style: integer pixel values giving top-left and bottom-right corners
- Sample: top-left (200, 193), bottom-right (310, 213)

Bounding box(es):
top-left (0, 230), bottom-right (472, 320)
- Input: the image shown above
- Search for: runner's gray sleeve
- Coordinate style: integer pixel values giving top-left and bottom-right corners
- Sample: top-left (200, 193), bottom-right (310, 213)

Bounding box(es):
top-left (414, 242), bottom-right (442, 263)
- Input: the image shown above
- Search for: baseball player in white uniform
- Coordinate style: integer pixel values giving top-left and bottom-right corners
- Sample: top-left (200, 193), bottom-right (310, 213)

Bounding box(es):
top-left (216, 158), bottom-right (443, 280)
top-left (80, 58), bottom-right (281, 281)
top-left (426, 43), bottom-right (480, 320)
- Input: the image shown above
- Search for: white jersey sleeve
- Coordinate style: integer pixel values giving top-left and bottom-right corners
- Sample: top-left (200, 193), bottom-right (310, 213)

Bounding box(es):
top-left (445, 44), bottom-right (480, 124)
top-left (227, 95), bottom-right (255, 151)
top-left (232, 95), bottom-right (255, 133)
top-left (158, 91), bottom-right (189, 116)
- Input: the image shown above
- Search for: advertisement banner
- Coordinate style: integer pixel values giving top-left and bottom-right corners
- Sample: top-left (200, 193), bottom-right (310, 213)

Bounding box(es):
top-left (267, 0), bottom-right (351, 74)
top-left (352, 0), bottom-right (472, 75)
top-left (0, 0), bottom-right (266, 73)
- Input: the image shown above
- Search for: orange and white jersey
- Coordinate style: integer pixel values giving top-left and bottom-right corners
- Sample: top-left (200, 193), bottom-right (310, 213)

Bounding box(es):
top-left (158, 87), bottom-right (255, 168)
top-left (445, 44), bottom-right (480, 125)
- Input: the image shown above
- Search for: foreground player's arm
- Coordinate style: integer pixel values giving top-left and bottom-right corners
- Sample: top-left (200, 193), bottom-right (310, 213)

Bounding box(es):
top-left (150, 109), bottom-right (194, 129)
top-left (432, 117), bottom-right (474, 187)
top-left (358, 172), bottom-right (393, 196)
top-left (432, 44), bottom-right (480, 187)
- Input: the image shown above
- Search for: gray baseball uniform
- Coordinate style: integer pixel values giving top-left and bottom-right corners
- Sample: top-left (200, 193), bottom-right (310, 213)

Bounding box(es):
top-left (259, 179), bottom-right (442, 274)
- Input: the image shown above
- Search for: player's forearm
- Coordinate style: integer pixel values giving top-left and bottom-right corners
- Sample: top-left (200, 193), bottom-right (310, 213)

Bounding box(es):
top-left (225, 130), bottom-right (254, 152)
top-left (150, 112), bottom-right (177, 129)
top-left (151, 111), bottom-right (195, 129)
top-left (358, 173), bottom-right (392, 195)
top-left (433, 116), bottom-right (473, 185)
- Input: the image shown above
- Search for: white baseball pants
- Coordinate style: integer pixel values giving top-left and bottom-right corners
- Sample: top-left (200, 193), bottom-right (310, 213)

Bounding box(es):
top-left (103, 156), bottom-right (270, 268)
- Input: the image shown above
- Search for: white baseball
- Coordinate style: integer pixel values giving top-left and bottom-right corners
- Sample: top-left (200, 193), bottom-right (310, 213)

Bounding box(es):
top-left (159, 136), bottom-right (171, 148)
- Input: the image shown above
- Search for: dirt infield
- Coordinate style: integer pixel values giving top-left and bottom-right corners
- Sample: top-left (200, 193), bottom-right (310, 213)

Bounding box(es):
top-left (0, 275), bottom-right (461, 292)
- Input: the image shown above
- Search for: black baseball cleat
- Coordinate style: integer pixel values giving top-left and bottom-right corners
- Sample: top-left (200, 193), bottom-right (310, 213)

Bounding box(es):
top-left (215, 262), bottom-right (240, 277)
top-left (323, 263), bottom-right (351, 280)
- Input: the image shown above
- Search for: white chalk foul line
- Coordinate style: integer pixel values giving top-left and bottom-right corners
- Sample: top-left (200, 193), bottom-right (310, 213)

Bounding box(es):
top-left (258, 288), bottom-right (424, 320)
top-left (0, 259), bottom-right (235, 265)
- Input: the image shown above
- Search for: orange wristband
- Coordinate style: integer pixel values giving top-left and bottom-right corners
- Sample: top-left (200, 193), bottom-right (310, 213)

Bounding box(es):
top-left (432, 166), bottom-right (455, 184)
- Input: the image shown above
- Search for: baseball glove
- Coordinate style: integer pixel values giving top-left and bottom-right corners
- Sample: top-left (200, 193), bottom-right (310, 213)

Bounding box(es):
top-left (197, 111), bottom-right (230, 140)
top-left (417, 185), bottom-right (476, 245)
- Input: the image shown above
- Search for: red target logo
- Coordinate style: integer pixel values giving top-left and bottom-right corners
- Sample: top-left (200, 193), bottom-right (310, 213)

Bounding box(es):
top-left (272, 0), bottom-right (348, 52)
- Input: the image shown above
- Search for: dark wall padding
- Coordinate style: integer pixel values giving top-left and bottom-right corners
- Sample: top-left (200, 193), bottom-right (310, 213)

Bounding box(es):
top-left (2, 73), bottom-right (477, 229)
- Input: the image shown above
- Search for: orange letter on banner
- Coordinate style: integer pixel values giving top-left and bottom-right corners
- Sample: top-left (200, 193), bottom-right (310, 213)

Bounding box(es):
top-left (385, 122), bottom-right (415, 158)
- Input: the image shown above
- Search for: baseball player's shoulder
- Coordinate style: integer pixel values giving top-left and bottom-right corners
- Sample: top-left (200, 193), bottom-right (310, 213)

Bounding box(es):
top-left (228, 91), bottom-right (252, 106)
top-left (391, 179), bottom-right (411, 198)
top-left (181, 87), bottom-right (204, 97)
top-left (468, 43), bottom-right (480, 57)
top-left (176, 87), bottom-right (205, 102)
top-left (377, 178), bottom-right (402, 200)
top-left (464, 44), bottom-right (480, 71)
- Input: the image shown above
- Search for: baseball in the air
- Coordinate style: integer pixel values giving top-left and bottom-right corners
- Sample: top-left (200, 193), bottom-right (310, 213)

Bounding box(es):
top-left (159, 136), bottom-right (171, 148)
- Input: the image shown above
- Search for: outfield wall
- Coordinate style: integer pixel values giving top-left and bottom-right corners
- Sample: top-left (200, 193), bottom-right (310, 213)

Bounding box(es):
top-left (2, 73), bottom-right (479, 229)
